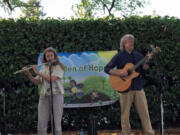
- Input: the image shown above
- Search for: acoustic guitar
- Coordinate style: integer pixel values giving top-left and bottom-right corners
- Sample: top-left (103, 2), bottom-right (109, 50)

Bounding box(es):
top-left (109, 47), bottom-right (161, 92)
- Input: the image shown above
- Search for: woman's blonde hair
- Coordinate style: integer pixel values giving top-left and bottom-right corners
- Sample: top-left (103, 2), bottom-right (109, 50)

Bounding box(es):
top-left (120, 34), bottom-right (134, 51)
top-left (43, 47), bottom-right (65, 71)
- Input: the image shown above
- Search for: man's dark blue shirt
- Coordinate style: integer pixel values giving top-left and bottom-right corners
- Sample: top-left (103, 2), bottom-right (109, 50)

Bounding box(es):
top-left (104, 50), bottom-right (146, 90)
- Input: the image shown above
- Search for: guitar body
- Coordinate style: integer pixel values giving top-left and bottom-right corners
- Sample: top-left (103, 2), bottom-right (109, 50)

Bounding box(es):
top-left (109, 63), bottom-right (139, 92)
top-left (109, 47), bottom-right (161, 92)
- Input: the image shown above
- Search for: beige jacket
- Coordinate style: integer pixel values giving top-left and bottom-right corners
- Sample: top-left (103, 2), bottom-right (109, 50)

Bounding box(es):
top-left (36, 65), bottom-right (64, 96)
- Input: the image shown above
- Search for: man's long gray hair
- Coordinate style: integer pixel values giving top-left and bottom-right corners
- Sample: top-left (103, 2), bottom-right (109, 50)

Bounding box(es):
top-left (120, 34), bottom-right (134, 51)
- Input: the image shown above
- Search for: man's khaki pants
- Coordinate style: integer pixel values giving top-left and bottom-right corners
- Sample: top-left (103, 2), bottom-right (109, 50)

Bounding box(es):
top-left (120, 90), bottom-right (155, 135)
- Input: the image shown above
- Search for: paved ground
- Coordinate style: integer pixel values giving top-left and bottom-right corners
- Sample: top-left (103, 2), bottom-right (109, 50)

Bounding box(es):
top-left (8, 128), bottom-right (180, 135)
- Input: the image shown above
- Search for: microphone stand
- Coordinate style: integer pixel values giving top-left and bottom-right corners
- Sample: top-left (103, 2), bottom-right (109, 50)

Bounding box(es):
top-left (48, 63), bottom-right (55, 135)
top-left (154, 54), bottom-right (165, 135)
top-left (0, 88), bottom-right (7, 135)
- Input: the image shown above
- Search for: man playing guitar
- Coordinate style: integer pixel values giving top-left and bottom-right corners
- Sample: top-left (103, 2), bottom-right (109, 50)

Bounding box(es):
top-left (104, 34), bottom-right (155, 135)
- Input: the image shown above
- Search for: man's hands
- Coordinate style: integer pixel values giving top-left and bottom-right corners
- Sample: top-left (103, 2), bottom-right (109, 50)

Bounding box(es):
top-left (145, 52), bottom-right (153, 63)
top-left (119, 71), bottom-right (128, 77)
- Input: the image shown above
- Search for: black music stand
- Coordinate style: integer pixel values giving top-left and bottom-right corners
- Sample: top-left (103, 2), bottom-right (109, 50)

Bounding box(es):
top-left (88, 114), bottom-right (97, 135)
top-left (0, 77), bottom-right (14, 135)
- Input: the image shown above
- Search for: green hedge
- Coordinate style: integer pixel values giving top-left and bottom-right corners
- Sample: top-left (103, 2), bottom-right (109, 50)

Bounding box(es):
top-left (0, 16), bottom-right (179, 133)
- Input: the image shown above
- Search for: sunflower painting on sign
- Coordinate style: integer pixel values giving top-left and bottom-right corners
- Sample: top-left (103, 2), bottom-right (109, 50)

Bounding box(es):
top-left (37, 50), bottom-right (119, 108)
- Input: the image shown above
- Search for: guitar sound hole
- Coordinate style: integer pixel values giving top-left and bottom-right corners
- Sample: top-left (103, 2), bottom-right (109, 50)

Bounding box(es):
top-left (127, 69), bottom-right (132, 75)
top-left (121, 77), bottom-right (126, 81)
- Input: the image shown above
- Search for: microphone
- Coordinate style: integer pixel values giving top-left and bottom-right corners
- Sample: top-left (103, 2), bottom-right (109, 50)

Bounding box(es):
top-left (150, 44), bottom-right (155, 53)
top-left (48, 60), bottom-right (52, 66)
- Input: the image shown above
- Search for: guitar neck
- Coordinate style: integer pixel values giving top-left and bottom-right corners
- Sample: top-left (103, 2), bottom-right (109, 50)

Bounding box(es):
top-left (131, 56), bottom-right (147, 71)
top-left (128, 46), bottom-right (160, 73)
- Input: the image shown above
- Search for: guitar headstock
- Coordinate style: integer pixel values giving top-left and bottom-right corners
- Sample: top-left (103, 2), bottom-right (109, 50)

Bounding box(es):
top-left (154, 46), bottom-right (161, 54)
top-left (151, 45), bottom-right (161, 54)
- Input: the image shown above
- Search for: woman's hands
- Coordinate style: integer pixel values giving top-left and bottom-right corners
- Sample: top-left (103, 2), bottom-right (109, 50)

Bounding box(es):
top-left (22, 67), bottom-right (31, 76)
top-left (31, 65), bottom-right (59, 82)
top-left (22, 66), bottom-right (39, 85)
top-left (32, 65), bottom-right (39, 75)
top-left (23, 65), bottom-right (39, 76)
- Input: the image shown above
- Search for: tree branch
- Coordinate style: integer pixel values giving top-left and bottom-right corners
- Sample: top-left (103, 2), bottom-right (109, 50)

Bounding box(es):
top-left (3, 0), bottom-right (41, 11)
top-left (103, 3), bottom-right (110, 15)
top-left (109, 0), bottom-right (116, 13)
top-left (3, 0), bottom-right (13, 11)
top-left (102, 0), bottom-right (116, 16)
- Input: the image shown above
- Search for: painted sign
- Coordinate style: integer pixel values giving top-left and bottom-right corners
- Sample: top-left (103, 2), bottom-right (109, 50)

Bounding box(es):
top-left (38, 50), bottom-right (119, 108)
